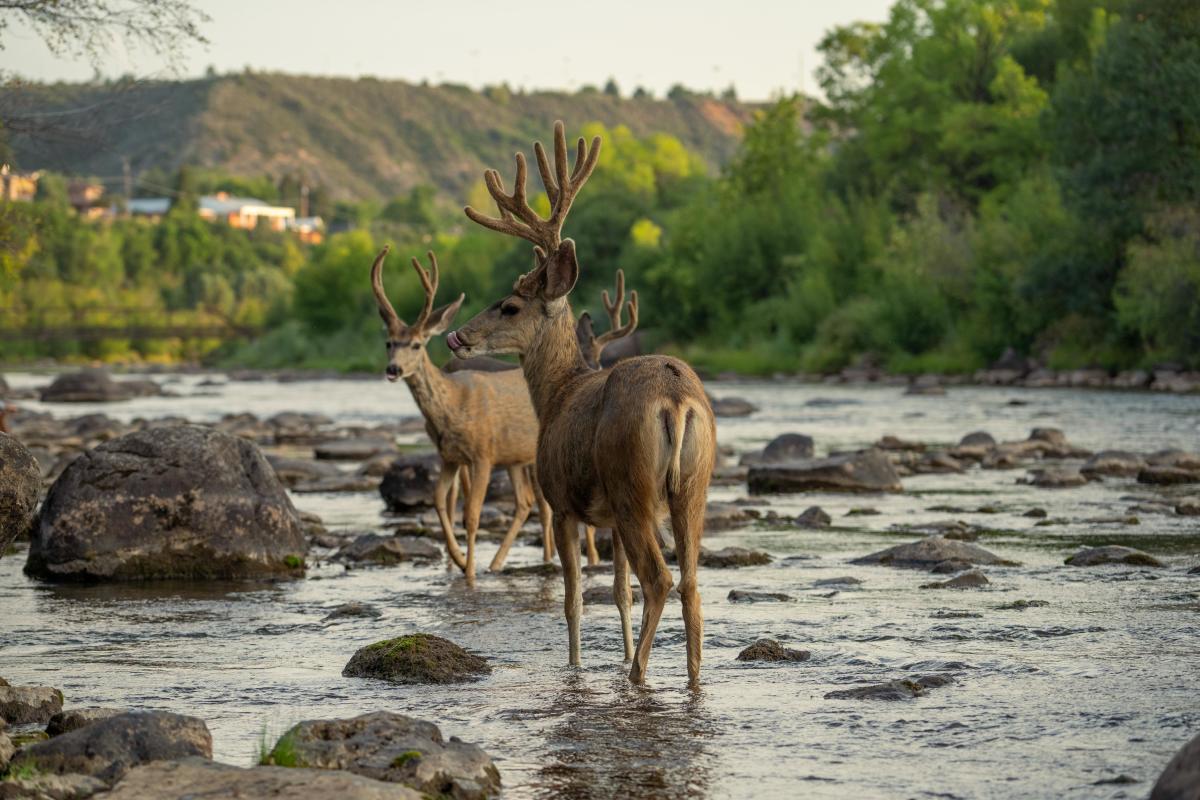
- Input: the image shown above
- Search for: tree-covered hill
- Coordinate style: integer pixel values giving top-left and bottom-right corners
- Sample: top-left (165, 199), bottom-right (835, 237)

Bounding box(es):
top-left (3, 73), bottom-right (754, 201)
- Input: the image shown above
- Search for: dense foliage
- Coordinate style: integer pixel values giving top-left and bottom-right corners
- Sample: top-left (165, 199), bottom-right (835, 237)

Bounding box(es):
top-left (3, 0), bottom-right (1198, 373)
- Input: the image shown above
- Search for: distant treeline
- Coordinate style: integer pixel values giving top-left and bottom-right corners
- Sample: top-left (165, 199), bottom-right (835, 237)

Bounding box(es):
top-left (2, 0), bottom-right (1197, 373)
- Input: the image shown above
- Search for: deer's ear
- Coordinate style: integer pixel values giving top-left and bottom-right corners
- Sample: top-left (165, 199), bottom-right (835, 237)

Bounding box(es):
top-left (424, 294), bottom-right (465, 335)
top-left (544, 240), bottom-right (579, 301)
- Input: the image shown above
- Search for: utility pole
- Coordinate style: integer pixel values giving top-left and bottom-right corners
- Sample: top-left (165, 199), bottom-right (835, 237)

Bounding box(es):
top-left (300, 182), bottom-right (309, 218)
top-left (121, 156), bottom-right (132, 213)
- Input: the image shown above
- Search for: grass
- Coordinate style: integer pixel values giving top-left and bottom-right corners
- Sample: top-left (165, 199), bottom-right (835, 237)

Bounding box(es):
top-left (2, 761), bottom-right (41, 781)
top-left (258, 728), bottom-right (301, 767)
top-left (283, 555), bottom-right (304, 569)
top-left (390, 750), bottom-right (422, 768)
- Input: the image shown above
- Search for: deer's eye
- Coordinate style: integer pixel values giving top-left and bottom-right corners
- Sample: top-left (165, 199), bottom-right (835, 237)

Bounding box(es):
top-left (410, 342), bottom-right (420, 350)
top-left (501, 303), bottom-right (520, 317)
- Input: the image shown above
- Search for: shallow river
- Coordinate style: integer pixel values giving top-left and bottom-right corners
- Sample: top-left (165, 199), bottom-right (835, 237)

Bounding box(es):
top-left (2, 372), bottom-right (1198, 799)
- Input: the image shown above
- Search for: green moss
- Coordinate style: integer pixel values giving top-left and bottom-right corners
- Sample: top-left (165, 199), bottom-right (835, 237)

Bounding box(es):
top-left (369, 635), bottom-right (425, 654)
top-left (390, 750), bottom-right (422, 768)
top-left (2, 761), bottom-right (41, 781)
top-left (9, 732), bottom-right (48, 747)
top-left (263, 731), bottom-right (302, 767)
top-left (283, 555), bottom-right (304, 569)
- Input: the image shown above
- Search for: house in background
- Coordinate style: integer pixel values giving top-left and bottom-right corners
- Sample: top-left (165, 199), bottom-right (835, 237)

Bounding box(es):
top-left (199, 192), bottom-right (295, 231)
top-left (69, 179), bottom-right (106, 218)
top-left (126, 197), bottom-right (172, 221)
top-left (1, 165), bottom-right (41, 202)
top-left (288, 215), bottom-right (325, 244)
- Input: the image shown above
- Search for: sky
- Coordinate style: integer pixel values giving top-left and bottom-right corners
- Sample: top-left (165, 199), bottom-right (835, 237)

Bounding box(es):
top-left (0, 0), bottom-right (895, 101)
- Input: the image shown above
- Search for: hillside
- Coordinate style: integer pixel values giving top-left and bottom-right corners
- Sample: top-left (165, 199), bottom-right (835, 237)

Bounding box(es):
top-left (3, 73), bottom-right (754, 201)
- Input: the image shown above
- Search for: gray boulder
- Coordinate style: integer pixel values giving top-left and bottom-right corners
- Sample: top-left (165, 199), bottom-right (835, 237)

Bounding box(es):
top-left (920, 569), bottom-right (990, 589)
top-left (704, 502), bottom-right (754, 532)
top-left (851, 536), bottom-right (1018, 569)
top-left (748, 449), bottom-right (903, 494)
top-left (335, 534), bottom-right (442, 565)
top-left (1151, 730), bottom-right (1200, 800)
top-left (267, 455), bottom-right (342, 488)
top-left (343, 635), bottom-right (490, 684)
top-left (1139, 466), bottom-right (1200, 485)
top-left (736, 639), bottom-right (810, 662)
top-left (39, 369), bottom-right (134, 403)
top-left (762, 433), bottom-right (815, 463)
top-left (1065, 545), bottom-right (1164, 568)
top-left (795, 506), bottom-right (831, 528)
top-left (379, 453), bottom-right (442, 511)
top-left (0, 685), bottom-right (64, 724)
top-left (104, 757), bottom-right (422, 800)
top-left (707, 394), bottom-right (757, 418)
top-left (699, 546), bottom-right (772, 568)
top-left (322, 602), bottom-right (383, 622)
top-left (1177, 498), bottom-right (1200, 516)
top-left (26, 425), bottom-right (306, 581)
top-left (824, 679), bottom-right (925, 700)
top-left (1082, 450), bottom-right (1148, 477)
top-left (46, 707), bottom-right (123, 736)
top-left (1024, 466), bottom-right (1088, 488)
top-left (727, 590), bottom-right (793, 603)
top-left (11, 711), bottom-right (211, 784)
top-left (0, 432), bottom-right (42, 551)
top-left (267, 712), bottom-right (499, 800)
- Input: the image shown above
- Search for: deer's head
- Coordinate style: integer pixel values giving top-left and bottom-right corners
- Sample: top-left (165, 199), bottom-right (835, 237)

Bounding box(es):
top-left (447, 121), bottom-right (601, 359)
top-left (371, 247), bottom-right (464, 381)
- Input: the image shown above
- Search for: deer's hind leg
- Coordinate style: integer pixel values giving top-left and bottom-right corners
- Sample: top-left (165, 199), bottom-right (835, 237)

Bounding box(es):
top-left (583, 525), bottom-right (599, 566)
top-left (616, 514), bottom-right (673, 685)
top-left (668, 476), bottom-right (707, 688)
top-left (554, 510), bottom-right (583, 666)
top-left (531, 467), bottom-right (555, 562)
top-left (612, 532), bottom-right (635, 662)
top-left (488, 465), bottom-right (534, 572)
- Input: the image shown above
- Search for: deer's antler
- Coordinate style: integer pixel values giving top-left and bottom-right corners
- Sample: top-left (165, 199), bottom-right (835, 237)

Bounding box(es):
top-left (410, 250), bottom-right (439, 331)
top-left (371, 246), bottom-right (404, 336)
top-left (465, 120), bottom-right (601, 254)
top-left (595, 269), bottom-right (638, 351)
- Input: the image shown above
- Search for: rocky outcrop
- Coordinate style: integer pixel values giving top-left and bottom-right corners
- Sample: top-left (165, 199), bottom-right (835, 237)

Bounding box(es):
top-left (335, 534), bottom-right (442, 565)
top-left (1138, 466), bottom-right (1200, 485)
top-left (1065, 545), bottom-right (1164, 567)
top-left (104, 757), bottom-right (422, 800)
top-left (45, 707), bottom-right (124, 736)
top-left (379, 453), bottom-right (442, 511)
top-left (748, 449), bottom-right (903, 494)
top-left (0, 432), bottom-right (41, 550)
top-left (265, 712), bottom-right (499, 800)
top-left (0, 684), bottom-right (64, 724)
top-left (39, 369), bottom-right (141, 403)
top-left (26, 425), bottom-right (306, 581)
top-left (343, 635), bottom-right (490, 684)
top-left (11, 711), bottom-right (212, 784)
top-left (736, 639), bottom-right (810, 662)
top-left (851, 536), bottom-right (1018, 569)
top-left (1151, 730), bottom-right (1200, 800)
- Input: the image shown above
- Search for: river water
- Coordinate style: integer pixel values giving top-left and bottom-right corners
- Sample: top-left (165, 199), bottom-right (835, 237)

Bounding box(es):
top-left (1, 372), bottom-right (1198, 799)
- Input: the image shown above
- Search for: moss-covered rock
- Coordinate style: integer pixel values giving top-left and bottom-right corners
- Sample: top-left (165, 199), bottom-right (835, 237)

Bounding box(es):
top-left (343, 635), bottom-right (490, 684)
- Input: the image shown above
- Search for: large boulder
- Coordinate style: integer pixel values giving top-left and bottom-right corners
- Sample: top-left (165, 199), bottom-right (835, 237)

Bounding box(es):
top-left (748, 449), bottom-right (903, 494)
top-left (379, 453), bottom-right (442, 511)
top-left (104, 757), bottom-right (422, 800)
top-left (1151, 730), bottom-right (1200, 800)
top-left (762, 433), bottom-right (815, 463)
top-left (26, 425), bottom-right (306, 581)
top-left (0, 685), bottom-right (64, 724)
top-left (1065, 545), bottom-right (1164, 568)
top-left (851, 536), bottom-right (1018, 569)
top-left (707, 393), bottom-right (757, 418)
top-left (0, 432), bottom-right (41, 549)
top-left (39, 369), bottom-right (134, 403)
top-left (1081, 450), bottom-right (1148, 477)
top-left (266, 711), bottom-right (499, 800)
top-left (46, 707), bottom-right (124, 737)
top-left (343, 635), bottom-right (490, 684)
top-left (10, 711), bottom-right (211, 784)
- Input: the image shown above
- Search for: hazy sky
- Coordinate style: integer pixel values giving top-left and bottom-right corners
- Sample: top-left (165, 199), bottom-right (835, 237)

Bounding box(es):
top-left (1, 0), bottom-right (895, 100)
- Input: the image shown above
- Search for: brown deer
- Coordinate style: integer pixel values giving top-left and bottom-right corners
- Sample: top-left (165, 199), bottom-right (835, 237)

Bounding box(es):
top-left (447, 121), bottom-right (716, 686)
top-left (371, 247), bottom-right (553, 582)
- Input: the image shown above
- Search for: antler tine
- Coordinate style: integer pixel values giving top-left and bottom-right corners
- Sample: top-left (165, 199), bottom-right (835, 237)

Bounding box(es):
top-left (370, 245), bottom-right (404, 335)
top-left (601, 269), bottom-right (626, 330)
top-left (595, 270), bottom-right (638, 350)
top-left (547, 123), bottom-right (601, 232)
top-left (465, 153), bottom-right (553, 248)
top-left (534, 140), bottom-right (558, 208)
top-left (410, 250), bottom-right (439, 329)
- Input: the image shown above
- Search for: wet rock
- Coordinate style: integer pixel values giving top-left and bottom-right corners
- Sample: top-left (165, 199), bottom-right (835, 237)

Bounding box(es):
top-left (959, 431), bottom-right (996, 448)
top-left (748, 449), bottom-right (903, 494)
top-left (0, 433), bottom-right (41, 549)
top-left (915, 451), bottom-right (964, 474)
top-left (703, 502), bottom-right (754, 532)
top-left (1065, 545), bottom-right (1164, 568)
top-left (103, 757), bottom-right (421, 800)
top-left (582, 585), bottom-right (642, 605)
top-left (342, 635), bottom-right (490, 684)
top-left (795, 506), bottom-right (831, 528)
top-left (1138, 466), bottom-right (1200, 485)
top-left (314, 438), bottom-right (397, 461)
top-left (39, 369), bottom-right (133, 403)
top-left (920, 569), bottom-right (990, 589)
top-left (121, 379), bottom-right (164, 398)
top-left (931, 610), bottom-right (983, 619)
top-left (45, 707), bottom-right (123, 736)
top-left (814, 576), bottom-right (862, 587)
top-left (904, 381), bottom-right (945, 396)
top-left (1023, 466), bottom-right (1088, 488)
top-left (708, 394), bottom-right (757, 418)
top-left (930, 559), bottom-right (975, 574)
top-left (322, 602), bottom-right (383, 622)
top-left (1147, 449), bottom-right (1200, 470)
top-left (1177, 498), bottom-right (1200, 516)
top-left (875, 435), bottom-right (926, 452)
top-left (379, 453), bottom-right (441, 511)
top-left (1151, 730), bottom-right (1200, 800)
top-left (0, 685), bottom-right (63, 724)
top-left (1082, 450), bottom-right (1148, 477)
top-left (913, 673), bottom-right (957, 689)
top-left (267, 711), bottom-right (499, 800)
top-left (727, 590), bottom-right (793, 603)
top-left (12, 711), bottom-right (211, 784)
top-left (845, 507), bottom-right (880, 517)
top-left (502, 561), bottom-right (560, 577)
top-left (852, 536), bottom-right (1017, 569)
top-left (335, 534), bottom-right (441, 565)
top-left (736, 639), bottom-right (810, 662)
top-left (997, 599), bottom-right (1050, 610)
top-left (0, 771), bottom-right (107, 798)
top-left (267, 455), bottom-right (342, 487)
top-left (294, 474), bottom-right (382, 493)
top-left (26, 426), bottom-right (306, 581)
top-left (1023, 508), bottom-right (1048, 518)
top-left (824, 679), bottom-right (926, 701)
top-left (762, 433), bottom-right (814, 462)
top-left (699, 546), bottom-right (772, 569)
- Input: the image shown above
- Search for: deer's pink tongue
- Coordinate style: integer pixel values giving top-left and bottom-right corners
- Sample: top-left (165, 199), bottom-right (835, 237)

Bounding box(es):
top-left (446, 331), bottom-right (463, 352)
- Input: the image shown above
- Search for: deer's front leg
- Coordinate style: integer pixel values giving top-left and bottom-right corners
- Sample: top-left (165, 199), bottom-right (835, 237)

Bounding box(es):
top-left (434, 462), bottom-right (466, 571)
top-left (462, 460), bottom-right (491, 586)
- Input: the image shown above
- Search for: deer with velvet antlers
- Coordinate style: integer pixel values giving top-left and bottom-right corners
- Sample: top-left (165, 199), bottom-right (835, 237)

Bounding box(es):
top-left (446, 121), bottom-right (716, 686)
top-left (371, 247), bottom-right (554, 582)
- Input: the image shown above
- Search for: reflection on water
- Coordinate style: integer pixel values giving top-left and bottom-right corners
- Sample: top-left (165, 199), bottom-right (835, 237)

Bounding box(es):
top-left (1, 372), bottom-right (1198, 798)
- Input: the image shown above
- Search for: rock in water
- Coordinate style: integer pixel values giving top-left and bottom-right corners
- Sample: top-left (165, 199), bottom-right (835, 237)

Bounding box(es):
top-left (335, 534), bottom-right (442, 565)
top-left (1065, 545), bottom-right (1164, 567)
top-left (1151, 730), bottom-right (1200, 800)
top-left (265, 711), bottom-right (500, 800)
top-left (699, 546), bottom-right (772, 568)
top-left (343, 635), bottom-right (490, 684)
top-left (748, 449), bottom-right (903, 494)
top-left (795, 506), bottom-right (831, 528)
top-left (379, 453), bottom-right (442, 511)
top-left (0, 729), bottom-right (12, 771)
top-left (45, 707), bottom-right (123, 736)
top-left (1082, 450), bottom-right (1148, 477)
top-left (0, 432), bottom-right (41, 549)
top-left (728, 590), bottom-right (794, 603)
top-left (852, 536), bottom-right (1018, 569)
top-left (824, 679), bottom-right (926, 700)
top-left (26, 425), bottom-right (307, 581)
top-left (920, 569), bottom-right (990, 589)
top-left (103, 757), bottom-right (422, 800)
top-left (38, 368), bottom-right (134, 403)
top-left (762, 433), bottom-right (815, 463)
top-left (707, 394), bottom-right (757, 418)
top-left (736, 639), bottom-right (810, 662)
top-left (11, 711), bottom-right (212, 784)
top-left (0, 685), bottom-right (63, 724)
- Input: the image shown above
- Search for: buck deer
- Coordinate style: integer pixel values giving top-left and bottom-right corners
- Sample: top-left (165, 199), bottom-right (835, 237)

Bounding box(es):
top-left (372, 247), bottom-right (554, 582)
top-left (447, 121), bottom-right (716, 686)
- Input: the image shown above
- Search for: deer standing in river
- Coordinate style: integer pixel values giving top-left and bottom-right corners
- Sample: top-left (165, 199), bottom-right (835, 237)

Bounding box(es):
top-left (372, 247), bottom-right (553, 582)
top-left (447, 121), bottom-right (716, 686)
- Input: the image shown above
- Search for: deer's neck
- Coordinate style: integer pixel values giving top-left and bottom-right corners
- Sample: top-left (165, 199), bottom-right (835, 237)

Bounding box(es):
top-left (404, 351), bottom-right (457, 431)
top-left (521, 304), bottom-right (590, 421)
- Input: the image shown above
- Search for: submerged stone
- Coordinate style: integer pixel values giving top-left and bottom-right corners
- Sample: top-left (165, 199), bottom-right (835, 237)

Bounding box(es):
top-left (1065, 546), bottom-right (1164, 568)
top-left (851, 536), bottom-right (1018, 569)
top-left (727, 590), bottom-right (793, 603)
top-left (736, 639), bottom-right (810, 662)
top-left (920, 569), bottom-right (990, 589)
top-left (342, 635), bottom-right (490, 684)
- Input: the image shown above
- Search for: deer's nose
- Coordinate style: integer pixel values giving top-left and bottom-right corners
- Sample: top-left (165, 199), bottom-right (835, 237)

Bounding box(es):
top-left (386, 364), bottom-right (400, 379)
